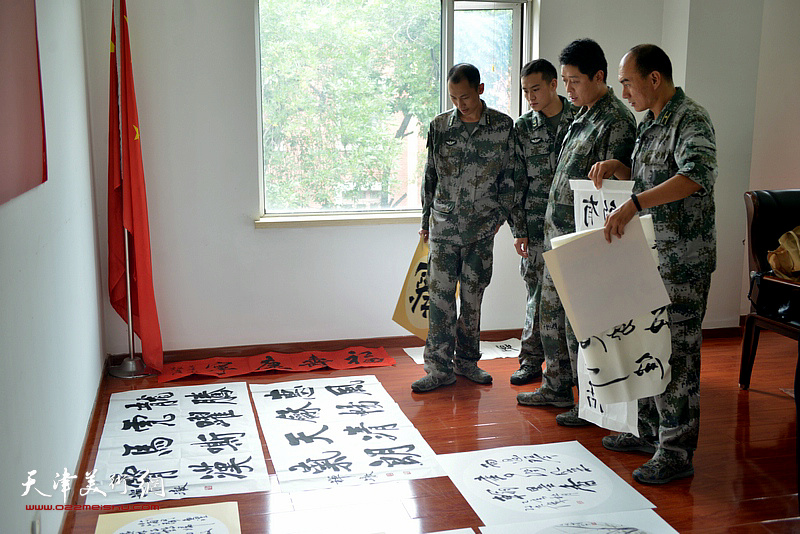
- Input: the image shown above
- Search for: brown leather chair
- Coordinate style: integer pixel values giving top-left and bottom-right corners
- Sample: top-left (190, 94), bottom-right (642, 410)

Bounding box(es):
top-left (740, 189), bottom-right (800, 513)
top-left (739, 189), bottom-right (800, 390)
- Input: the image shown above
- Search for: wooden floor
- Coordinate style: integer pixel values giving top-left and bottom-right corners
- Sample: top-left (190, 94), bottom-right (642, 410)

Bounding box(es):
top-left (63, 331), bottom-right (799, 533)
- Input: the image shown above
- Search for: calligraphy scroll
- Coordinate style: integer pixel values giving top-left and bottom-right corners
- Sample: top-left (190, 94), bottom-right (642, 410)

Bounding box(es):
top-left (393, 237), bottom-right (431, 339)
top-left (250, 375), bottom-right (444, 491)
top-left (158, 346), bottom-right (395, 383)
top-left (477, 509), bottom-right (678, 534)
top-left (543, 216), bottom-right (670, 341)
top-left (86, 382), bottom-right (269, 506)
top-left (579, 306), bottom-right (672, 404)
top-left (437, 442), bottom-right (653, 526)
top-left (577, 350), bottom-right (638, 435)
top-left (404, 338), bottom-right (521, 365)
top-left (544, 216), bottom-right (672, 433)
top-left (93, 501), bottom-right (241, 534)
top-left (569, 179), bottom-right (634, 232)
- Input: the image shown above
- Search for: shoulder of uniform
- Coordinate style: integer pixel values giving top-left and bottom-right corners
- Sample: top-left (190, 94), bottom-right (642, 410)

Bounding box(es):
top-left (515, 111), bottom-right (533, 129)
top-left (676, 102), bottom-right (715, 132)
top-left (430, 110), bottom-right (456, 132)
top-left (565, 100), bottom-right (579, 116)
top-left (433, 110), bottom-right (453, 123)
top-left (606, 95), bottom-right (636, 124)
top-left (517, 111), bottom-right (544, 132)
top-left (659, 90), bottom-right (712, 129)
top-left (682, 95), bottom-right (711, 117)
top-left (485, 106), bottom-right (513, 125)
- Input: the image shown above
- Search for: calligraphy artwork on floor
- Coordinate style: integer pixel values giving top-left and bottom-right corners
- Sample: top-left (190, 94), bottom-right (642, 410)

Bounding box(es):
top-left (157, 346), bottom-right (395, 383)
top-left (404, 338), bottom-right (521, 365)
top-left (94, 501), bottom-right (241, 534)
top-left (86, 382), bottom-right (269, 506)
top-left (478, 508), bottom-right (678, 534)
top-left (250, 375), bottom-right (444, 491)
top-left (569, 179), bottom-right (635, 232)
top-left (437, 442), bottom-right (653, 525)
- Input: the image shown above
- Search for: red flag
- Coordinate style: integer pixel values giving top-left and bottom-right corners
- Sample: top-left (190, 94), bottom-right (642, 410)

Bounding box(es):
top-left (108, 0), bottom-right (163, 371)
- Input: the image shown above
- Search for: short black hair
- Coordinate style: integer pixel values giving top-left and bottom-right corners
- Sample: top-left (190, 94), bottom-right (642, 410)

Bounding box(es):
top-left (520, 59), bottom-right (558, 83)
top-left (448, 63), bottom-right (481, 90)
top-left (559, 38), bottom-right (607, 82)
top-left (628, 44), bottom-right (673, 83)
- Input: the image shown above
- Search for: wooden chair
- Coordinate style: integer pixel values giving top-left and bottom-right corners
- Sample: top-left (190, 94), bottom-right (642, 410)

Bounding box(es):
top-left (739, 189), bottom-right (800, 390)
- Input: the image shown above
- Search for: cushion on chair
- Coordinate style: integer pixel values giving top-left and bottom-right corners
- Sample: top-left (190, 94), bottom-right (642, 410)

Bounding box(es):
top-left (754, 275), bottom-right (800, 326)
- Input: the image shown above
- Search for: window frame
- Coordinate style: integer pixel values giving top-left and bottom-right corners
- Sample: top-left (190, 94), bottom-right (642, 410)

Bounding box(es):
top-left (255, 0), bottom-right (535, 228)
top-left (451, 1), bottom-right (525, 117)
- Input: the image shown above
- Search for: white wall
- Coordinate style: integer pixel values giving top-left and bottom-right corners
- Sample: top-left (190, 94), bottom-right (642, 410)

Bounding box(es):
top-left (80, 0), bottom-right (777, 356)
top-left (82, 0), bottom-right (528, 354)
top-left (683, 0), bottom-right (763, 327)
top-left (661, 0), bottom-right (690, 88)
top-left (539, 0), bottom-right (664, 87)
top-left (749, 0), bottom-right (800, 191)
top-left (0, 1), bottom-right (105, 532)
top-left (539, 0), bottom-right (664, 123)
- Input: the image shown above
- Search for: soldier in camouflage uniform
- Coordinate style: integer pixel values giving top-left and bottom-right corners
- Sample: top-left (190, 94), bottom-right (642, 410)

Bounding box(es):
top-left (516, 39), bottom-right (636, 427)
top-left (591, 45), bottom-right (717, 484)
top-left (412, 63), bottom-right (515, 393)
top-left (510, 59), bottom-right (577, 386)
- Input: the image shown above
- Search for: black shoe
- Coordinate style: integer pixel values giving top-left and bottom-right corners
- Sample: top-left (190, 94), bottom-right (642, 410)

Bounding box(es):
top-left (555, 405), bottom-right (592, 427)
top-left (510, 364), bottom-right (542, 385)
top-left (602, 433), bottom-right (657, 455)
top-left (411, 373), bottom-right (457, 393)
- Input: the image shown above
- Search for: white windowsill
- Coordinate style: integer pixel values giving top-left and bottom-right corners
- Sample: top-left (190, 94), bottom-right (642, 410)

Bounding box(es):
top-left (255, 210), bottom-right (422, 229)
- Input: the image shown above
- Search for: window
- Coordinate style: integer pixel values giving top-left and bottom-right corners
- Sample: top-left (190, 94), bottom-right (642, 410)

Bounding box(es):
top-left (452, 2), bottom-right (524, 118)
top-left (256, 0), bottom-right (532, 222)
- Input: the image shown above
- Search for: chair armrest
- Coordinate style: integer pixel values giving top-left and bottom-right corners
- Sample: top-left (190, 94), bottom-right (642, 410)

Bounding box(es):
top-left (763, 275), bottom-right (800, 291)
top-left (756, 275), bottom-right (800, 325)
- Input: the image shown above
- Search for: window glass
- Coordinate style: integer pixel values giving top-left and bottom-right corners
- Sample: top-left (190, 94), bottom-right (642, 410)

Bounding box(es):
top-left (258, 0), bottom-right (441, 214)
top-left (453, 7), bottom-right (514, 116)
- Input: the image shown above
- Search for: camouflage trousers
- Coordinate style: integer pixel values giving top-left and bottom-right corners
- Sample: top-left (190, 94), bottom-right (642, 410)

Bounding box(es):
top-left (422, 235), bottom-right (494, 374)
top-left (539, 202), bottom-right (579, 396)
top-left (637, 274), bottom-right (711, 459)
top-left (518, 247), bottom-right (546, 369)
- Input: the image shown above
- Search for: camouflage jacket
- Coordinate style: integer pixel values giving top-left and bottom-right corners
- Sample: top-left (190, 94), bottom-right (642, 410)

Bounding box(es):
top-left (421, 102), bottom-right (515, 245)
top-left (548, 87), bottom-right (636, 210)
top-left (632, 87), bottom-right (717, 285)
top-left (511, 96), bottom-right (577, 243)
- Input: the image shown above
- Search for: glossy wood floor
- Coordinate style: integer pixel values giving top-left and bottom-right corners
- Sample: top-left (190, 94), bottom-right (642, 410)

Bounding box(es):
top-left (63, 331), bottom-right (800, 533)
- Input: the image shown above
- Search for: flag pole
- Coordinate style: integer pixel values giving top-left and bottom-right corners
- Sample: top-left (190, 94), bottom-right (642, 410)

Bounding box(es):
top-left (109, 229), bottom-right (148, 378)
top-left (107, 0), bottom-right (149, 378)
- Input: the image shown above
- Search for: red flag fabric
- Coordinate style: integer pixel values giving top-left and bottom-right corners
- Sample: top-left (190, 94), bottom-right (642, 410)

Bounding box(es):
top-left (108, 0), bottom-right (163, 370)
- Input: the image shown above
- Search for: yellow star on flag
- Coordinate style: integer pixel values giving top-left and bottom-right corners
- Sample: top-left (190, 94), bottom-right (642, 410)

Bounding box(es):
top-left (133, 124), bottom-right (140, 140)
